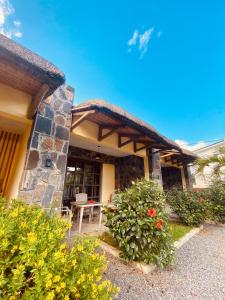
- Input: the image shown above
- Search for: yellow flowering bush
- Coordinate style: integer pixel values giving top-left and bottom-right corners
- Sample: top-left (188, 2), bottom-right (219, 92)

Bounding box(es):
top-left (0, 198), bottom-right (119, 299)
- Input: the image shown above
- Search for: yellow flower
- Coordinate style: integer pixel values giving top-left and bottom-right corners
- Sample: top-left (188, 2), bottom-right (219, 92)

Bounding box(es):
top-left (46, 273), bottom-right (53, 280)
top-left (56, 286), bottom-right (61, 293)
top-left (77, 244), bottom-right (83, 252)
top-left (2, 239), bottom-right (9, 248)
top-left (46, 279), bottom-right (52, 288)
top-left (20, 221), bottom-right (27, 228)
top-left (93, 269), bottom-right (99, 275)
top-left (60, 243), bottom-right (67, 250)
top-left (37, 259), bottom-right (44, 267)
top-left (33, 220), bottom-right (38, 225)
top-left (27, 232), bottom-right (37, 244)
top-left (46, 291), bottom-right (55, 300)
top-left (10, 210), bottom-right (18, 218)
top-left (53, 275), bottom-right (61, 283)
top-left (60, 282), bottom-right (66, 289)
top-left (64, 296), bottom-right (69, 300)
top-left (9, 296), bottom-right (16, 300)
top-left (72, 259), bottom-right (77, 267)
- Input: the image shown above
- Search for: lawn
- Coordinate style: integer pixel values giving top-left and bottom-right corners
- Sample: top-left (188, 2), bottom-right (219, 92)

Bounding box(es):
top-left (100, 221), bottom-right (192, 247)
top-left (169, 221), bottom-right (193, 241)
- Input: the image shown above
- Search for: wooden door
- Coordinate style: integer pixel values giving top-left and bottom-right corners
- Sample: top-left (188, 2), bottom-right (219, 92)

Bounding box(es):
top-left (0, 130), bottom-right (20, 197)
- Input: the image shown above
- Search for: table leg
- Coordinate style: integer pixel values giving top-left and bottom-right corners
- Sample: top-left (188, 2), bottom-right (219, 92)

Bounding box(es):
top-left (99, 206), bottom-right (103, 229)
top-left (78, 207), bottom-right (84, 234)
top-left (89, 207), bottom-right (92, 223)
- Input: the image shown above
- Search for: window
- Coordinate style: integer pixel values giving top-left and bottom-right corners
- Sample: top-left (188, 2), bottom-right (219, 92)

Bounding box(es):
top-left (63, 159), bottom-right (101, 205)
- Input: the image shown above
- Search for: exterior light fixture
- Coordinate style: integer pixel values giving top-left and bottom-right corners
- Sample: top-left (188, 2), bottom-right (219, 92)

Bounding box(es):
top-left (45, 157), bottom-right (53, 168)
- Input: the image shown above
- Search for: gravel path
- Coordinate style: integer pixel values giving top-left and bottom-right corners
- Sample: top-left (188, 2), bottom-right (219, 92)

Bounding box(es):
top-left (104, 224), bottom-right (225, 300)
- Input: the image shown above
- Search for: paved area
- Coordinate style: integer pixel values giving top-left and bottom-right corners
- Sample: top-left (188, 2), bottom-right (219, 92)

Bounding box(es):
top-left (104, 224), bottom-right (225, 300)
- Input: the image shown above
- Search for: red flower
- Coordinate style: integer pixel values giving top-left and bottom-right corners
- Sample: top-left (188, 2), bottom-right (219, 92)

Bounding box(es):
top-left (147, 208), bottom-right (156, 218)
top-left (88, 199), bottom-right (95, 204)
top-left (156, 219), bottom-right (163, 230)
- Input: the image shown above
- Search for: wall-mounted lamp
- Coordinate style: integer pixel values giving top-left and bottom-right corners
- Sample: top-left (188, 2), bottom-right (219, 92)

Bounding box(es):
top-left (45, 157), bottom-right (53, 168)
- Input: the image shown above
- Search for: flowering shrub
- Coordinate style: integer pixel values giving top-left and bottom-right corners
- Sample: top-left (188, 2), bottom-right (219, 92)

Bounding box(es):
top-left (104, 179), bottom-right (174, 268)
top-left (208, 180), bottom-right (225, 223)
top-left (0, 197), bottom-right (118, 299)
top-left (167, 189), bottom-right (208, 226)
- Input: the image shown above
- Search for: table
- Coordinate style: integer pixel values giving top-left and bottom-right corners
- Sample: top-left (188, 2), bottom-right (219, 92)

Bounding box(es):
top-left (71, 202), bottom-right (103, 234)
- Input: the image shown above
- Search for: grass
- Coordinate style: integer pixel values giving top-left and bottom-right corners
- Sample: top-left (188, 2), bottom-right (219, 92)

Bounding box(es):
top-left (169, 221), bottom-right (193, 241)
top-left (100, 231), bottom-right (119, 248)
top-left (100, 221), bottom-right (193, 247)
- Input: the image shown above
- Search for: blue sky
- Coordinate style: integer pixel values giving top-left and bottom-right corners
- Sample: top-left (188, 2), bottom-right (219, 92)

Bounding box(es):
top-left (1, 0), bottom-right (225, 149)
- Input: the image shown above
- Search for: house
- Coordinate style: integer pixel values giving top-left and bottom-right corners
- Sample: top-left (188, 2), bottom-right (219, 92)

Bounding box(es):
top-left (191, 139), bottom-right (225, 188)
top-left (0, 34), bottom-right (196, 208)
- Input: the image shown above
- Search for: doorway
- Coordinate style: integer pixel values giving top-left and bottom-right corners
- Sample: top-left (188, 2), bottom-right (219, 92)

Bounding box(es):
top-left (63, 159), bottom-right (101, 207)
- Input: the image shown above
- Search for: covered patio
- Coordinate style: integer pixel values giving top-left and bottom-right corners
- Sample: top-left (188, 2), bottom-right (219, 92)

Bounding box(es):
top-left (63, 99), bottom-right (197, 234)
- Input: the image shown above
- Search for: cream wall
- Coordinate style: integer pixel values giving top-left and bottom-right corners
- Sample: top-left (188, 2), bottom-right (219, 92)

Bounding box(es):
top-left (0, 82), bottom-right (32, 119)
top-left (71, 120), bottom-right (147, 157)
top-left (0, 82), bottom-right (32, 199)
top-left (101, 163), bottom-right (115, 203)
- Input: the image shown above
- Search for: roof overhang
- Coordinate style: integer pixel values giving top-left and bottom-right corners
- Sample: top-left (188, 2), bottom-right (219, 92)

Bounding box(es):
top-left (0, 34), bottom-right (65, 118)
top-left (72, 99), bottom-right (197, 164)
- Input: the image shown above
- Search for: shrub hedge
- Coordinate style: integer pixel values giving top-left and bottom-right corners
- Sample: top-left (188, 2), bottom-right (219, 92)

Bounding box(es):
top-left (0, 198), bottom-right (118, 299)
top-left (166, 189), bottom-right (208, 226)
top-left (104, 179), bottom-right (174, 268)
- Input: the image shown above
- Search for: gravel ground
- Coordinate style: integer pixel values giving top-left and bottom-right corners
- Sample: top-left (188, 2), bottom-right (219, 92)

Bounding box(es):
top-left (104, 224), bottom-right (225, 300)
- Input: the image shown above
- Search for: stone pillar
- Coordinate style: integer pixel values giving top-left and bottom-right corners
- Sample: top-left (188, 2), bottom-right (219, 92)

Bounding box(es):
top-left (148, 149), bottom-right (163, 187)
top-left (18, 85), bottom-right (74, 207)
top-left (180, 167), bottom-right (187, 190)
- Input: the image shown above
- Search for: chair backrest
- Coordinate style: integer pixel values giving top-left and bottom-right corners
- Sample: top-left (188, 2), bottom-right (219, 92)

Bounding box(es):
top-left (76, 193), bottom-right (88, 204)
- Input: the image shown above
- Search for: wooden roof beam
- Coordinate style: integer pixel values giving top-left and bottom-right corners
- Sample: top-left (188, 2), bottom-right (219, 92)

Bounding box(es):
top-left (98, 125), bottom-right (122, 141)
top-left (71, 110), bottom-right (95, 130)
top-left (28, 83), bottom-right (49, 119)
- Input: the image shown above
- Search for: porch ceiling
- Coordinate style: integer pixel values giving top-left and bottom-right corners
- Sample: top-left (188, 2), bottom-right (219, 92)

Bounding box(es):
top-left (70, 134), bottom-right (130, 157)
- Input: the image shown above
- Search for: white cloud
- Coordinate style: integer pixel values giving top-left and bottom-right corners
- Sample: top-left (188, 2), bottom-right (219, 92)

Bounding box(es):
top-left (0, 0), bottom-right (22, 39)
top-left (127, 27), bottom-right (156, 59)
top-left (175, 139), bottom-right (207, 151)
top-left (139, 28), bottom-right (154, 59)
top-left (157, 31), bottom-right (162, 38)
top-left (128, 29), bottom-right (138, 47)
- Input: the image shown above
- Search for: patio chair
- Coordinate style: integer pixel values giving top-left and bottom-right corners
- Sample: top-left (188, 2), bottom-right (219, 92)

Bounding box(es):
top-left (43, 206), bottom-right (73, 237)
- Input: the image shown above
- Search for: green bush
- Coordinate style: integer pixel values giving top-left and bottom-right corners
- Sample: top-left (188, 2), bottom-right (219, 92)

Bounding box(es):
top-left (208, 180), bottom-right (225, 223)
top-left (104, 179), bottom-right (174, 268)
top-left (167, 189), bottom-right (208, 226)
top-left (0, 198), bottom-right (118, 299)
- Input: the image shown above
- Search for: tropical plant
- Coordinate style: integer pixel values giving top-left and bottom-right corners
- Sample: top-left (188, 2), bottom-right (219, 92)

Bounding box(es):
top-left (195, 146), bottom-right (225, 179)
top-left (0, 197), bottom-right (119, 299)
top-left (104, 179), bottom-right (174, 268)
top-left (208, 180), bottom-right (225, 223)
top-left (167, 188), bottom-right (208, 226)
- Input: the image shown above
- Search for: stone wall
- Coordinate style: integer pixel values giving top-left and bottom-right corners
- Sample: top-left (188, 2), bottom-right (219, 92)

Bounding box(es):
top-left (18, 85), bottom-right (74, 207)
top-left (148, 149), bottom-right (163, 187)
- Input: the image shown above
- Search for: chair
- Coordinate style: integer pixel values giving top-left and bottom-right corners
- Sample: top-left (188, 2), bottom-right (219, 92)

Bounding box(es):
top-left (43, 206), bottom-right (72, 237)
top-left (75, 193), bottom-right (87, 204)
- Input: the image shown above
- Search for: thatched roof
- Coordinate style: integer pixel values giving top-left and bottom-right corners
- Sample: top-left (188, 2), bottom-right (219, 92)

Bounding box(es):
top-left (72, 99), bottom-right (197, 161)
top-left (0, 34), bottom-right (65, 96)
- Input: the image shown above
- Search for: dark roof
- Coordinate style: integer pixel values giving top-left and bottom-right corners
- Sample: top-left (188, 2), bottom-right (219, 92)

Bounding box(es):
top-left (72, 99), bottom-right (197, 161)
top-left (0, 34), bottom-right (65, 95)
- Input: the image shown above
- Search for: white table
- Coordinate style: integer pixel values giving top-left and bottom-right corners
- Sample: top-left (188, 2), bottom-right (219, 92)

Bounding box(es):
top-left (71, 202), bottom-right (103, 234)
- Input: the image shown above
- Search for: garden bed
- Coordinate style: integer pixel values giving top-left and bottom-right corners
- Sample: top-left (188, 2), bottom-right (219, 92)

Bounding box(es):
top-left (100, 221), bottom-right (202, 274)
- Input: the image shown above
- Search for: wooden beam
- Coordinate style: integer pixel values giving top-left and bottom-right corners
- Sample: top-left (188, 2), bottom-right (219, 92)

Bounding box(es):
top-left (118, 135), bottom-right (133, 148)
top-left (98, 125), bottom-right (121, 141)
top-left (71, 111), bottom-right (95, 130)
top-left (118, 134), bottom-right (143, 148)
top-left (28, 84), bottom-right (49, 118)
top-left (134, 142), bottom-right (150, 153)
